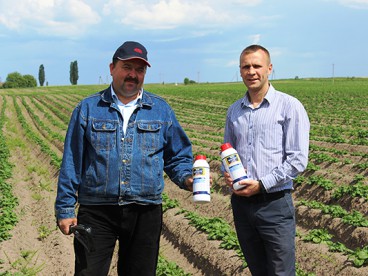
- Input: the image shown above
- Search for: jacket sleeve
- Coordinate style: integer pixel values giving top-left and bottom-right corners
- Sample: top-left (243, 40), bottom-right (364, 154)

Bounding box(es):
top-left (55, 104), bottom-right (86, 220)
top-left (162, 108), bottom-right (193, 190)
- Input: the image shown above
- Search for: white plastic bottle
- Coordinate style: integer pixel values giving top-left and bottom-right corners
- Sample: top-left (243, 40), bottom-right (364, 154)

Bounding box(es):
top-left (220, 143), bottom-right (248, 190)
top-left (192, 155), bottom-right (211, 203)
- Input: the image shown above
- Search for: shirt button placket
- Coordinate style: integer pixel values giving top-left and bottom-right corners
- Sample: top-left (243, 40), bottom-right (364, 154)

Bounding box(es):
top-left (247, 110), bottom-right (254, 166)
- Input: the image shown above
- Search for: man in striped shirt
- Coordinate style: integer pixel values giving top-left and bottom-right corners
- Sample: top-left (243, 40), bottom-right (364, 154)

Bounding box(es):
top-left (223, 45), bottom-right (310, 276)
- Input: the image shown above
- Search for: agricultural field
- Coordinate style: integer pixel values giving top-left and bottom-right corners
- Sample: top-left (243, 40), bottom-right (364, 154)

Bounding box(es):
top-left (0, 78), bottom-right (367, 275)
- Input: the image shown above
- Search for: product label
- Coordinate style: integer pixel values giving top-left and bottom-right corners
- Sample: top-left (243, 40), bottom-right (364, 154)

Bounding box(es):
top-left (222, 153), bottom-right (247, 184)
top-left (223, 153), bottom-right (240, 166)
top-left (192, 167), bottom-right (210, 195)
top-left (229, 163), bottom-right (243, 172)
top-left (193, 167), bottom-right (206, 176)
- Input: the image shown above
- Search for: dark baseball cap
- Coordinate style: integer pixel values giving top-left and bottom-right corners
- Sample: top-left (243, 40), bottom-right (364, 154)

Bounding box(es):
top-left (113, 41), bottom-right (151, 67)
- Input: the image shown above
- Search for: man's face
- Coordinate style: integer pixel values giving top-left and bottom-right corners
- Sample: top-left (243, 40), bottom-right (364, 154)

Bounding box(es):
top-left (109, 59), bottom-right (147, 101)
top-left (239, 50), bottom-right (272, 94)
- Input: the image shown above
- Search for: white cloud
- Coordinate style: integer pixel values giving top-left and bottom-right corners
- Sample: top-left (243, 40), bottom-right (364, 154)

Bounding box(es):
top-left (226, 59), bottom-right (239, 67)
top-left (249, 34), bottom-right (261, 44)
top-left (103, 0), bottom-right (255, 30)
top-left (0, 0), bottom-right (101, 36)
top-left (338, 0), bottom-right (368, 9)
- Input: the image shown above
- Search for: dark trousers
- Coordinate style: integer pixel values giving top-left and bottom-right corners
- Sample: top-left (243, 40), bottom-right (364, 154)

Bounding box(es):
top-left (74, 204), bottom-right (162, 276)
top-left (231, 191), bottom-right (296, 276)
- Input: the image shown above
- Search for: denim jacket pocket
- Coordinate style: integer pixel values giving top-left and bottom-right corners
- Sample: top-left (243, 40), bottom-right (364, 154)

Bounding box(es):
top-left (137, 121), bottom-right (162, 154)
top-left (91, 120), bottom-right (117, 151)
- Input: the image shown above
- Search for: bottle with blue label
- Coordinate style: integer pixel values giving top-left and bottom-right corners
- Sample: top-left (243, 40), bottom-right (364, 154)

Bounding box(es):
top-left (192, 155), bottom-right (211, 203)
top-left (220, 143), bottom-right (248, 190)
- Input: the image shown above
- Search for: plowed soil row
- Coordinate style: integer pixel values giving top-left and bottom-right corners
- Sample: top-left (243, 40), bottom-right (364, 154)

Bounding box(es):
top-left (0, 93), bottom-right (367, 276)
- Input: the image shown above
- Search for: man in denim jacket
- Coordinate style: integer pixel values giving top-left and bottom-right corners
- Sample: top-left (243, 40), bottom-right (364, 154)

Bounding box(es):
top-left (55, 41), bottom-right (194, 276)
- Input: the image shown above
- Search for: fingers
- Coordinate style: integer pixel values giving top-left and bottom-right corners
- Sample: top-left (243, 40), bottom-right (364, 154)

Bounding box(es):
top-left (57, 218), bottom-right (77, 235)
top-left (223, 172), bottom-right (233, 187)
top-left (184, 176), bottom-right (194, 191)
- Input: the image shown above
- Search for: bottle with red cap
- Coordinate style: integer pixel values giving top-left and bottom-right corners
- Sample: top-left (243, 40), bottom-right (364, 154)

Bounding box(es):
top-left (192, 155), bottom-right (211, 203)
top-left (220, 143), bottom-right (248, 190)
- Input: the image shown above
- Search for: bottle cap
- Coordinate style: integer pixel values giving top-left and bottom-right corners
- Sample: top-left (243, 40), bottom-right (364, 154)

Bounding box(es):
top-left (195, 155), bottom-right (206, 160)
top-left (220, 143), bottom-right (232, 152)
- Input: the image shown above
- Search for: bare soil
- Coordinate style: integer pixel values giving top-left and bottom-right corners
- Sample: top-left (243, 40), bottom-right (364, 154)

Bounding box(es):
top-left (0, 94), bottom-right (367, 276)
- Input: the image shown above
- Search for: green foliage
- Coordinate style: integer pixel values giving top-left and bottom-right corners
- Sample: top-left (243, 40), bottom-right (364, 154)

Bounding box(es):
top-left (301, 228), bottom-right (368, 268)
top-left (296, 263), bottom-right (316, 276)
top-left (38, 64), bottom-right (45, 87)
top-left (23, 75), bottom-right (37, 88)
top-left (37, 225), bottom-right (53, 240)
top-left (3, 72), bottom-right (24, 88)
top-left (303, 229), bottom-right (332, 244)
top-left (156, 256), bottom-right (190, 276)
top-left (305, 162), bottom-right (320, 172)
top-left (0, 79), bottom-right (366, 275)
top-left (306, 175), bottom-right (335, 190)
top-left (0, 96), bottom-right (18, 242)
top-left (162, 193), bottom-right (247, 268)
top-left (342, 211), bottom-right (368, 227)
top-left (298, 200), bottom-right (368, 227)
top-left (348, 246), bottom-right (368, 267)
top-left (70, 60), bottom-right (79, 85)
top-left (2, 250), bottom-right (45, 275)
top-left (309, 152), bottom-right (339, 164)
top-left (12, 96), bottom-right (62, 168)
top-left (183, 77), bottom-right (196, 85)
top-left (2, 72), bottom-right (37, 89)
top-left (332, 183), bottom-right (368, 200)
top-left (181, 210), bottom-right (247, 267)
top-left (294, 175), bottom-right (305, 186)
top-left (162, 193), bottom-right (180, 212)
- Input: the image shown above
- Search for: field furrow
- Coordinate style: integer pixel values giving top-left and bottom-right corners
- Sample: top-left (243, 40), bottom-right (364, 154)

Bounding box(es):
top-left (0, 79), bottom-right (367, 275)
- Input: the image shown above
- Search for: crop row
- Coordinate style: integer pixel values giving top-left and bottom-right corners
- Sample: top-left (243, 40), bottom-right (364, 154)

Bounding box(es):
top-left (0, 96), bottom-right (193, 275)
top-left (295, 174), bottom-right (368, 200)
top-left (0, 97), bottom-right (18, 242)
top-left (0, 81), bottom-right (366, 274)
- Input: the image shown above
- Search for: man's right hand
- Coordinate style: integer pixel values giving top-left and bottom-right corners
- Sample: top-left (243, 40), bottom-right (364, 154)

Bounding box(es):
top-left (57, 217), bottom-right (77, 235)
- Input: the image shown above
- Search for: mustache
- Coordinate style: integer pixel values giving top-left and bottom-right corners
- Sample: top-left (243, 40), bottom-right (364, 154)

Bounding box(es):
top-left (124, 77), bottom-right (139, 84)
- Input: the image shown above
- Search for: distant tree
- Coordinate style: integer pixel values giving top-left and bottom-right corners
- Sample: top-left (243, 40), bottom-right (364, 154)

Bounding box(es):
top-left (38, 64), bottom-right (45, 86)
top-left (2, 72), bottom-right (37, 88)
top-left (23, 74), bottom-right (38, 87)
top-left (70, 60), bottom-right (79, 85)
top-left (184, 77), bottom-right (196, 85)
top-left (3, 72), bottom-right (26, 88)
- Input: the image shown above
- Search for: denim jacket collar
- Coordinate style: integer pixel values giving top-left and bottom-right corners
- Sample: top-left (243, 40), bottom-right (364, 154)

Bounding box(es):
top-left (101, 85), bottom-right (154, 108)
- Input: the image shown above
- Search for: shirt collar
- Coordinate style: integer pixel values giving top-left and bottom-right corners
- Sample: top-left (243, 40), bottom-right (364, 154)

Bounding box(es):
top-left (241, 83), bottom-right (276, 108)
top-left (110, 85), bottom-right (143, 106)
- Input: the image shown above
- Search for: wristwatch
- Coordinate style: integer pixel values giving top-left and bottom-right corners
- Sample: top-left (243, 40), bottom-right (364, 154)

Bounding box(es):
top-left (258, 179), bottom-right (266, 193)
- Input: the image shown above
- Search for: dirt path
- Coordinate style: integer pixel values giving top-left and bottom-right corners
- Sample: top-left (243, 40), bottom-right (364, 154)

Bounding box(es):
top-left (0, 92), bottom-right (367, 276)
top-left (0, 96), bottom-right (74, 275)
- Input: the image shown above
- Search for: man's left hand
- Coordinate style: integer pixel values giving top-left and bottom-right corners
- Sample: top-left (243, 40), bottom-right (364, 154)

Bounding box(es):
top-left (232, 179), bottom-right (262, 197)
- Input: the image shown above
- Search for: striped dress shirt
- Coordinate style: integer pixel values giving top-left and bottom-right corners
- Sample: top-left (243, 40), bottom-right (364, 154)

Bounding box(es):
top-left (224, 84), bottom-right (310, 193)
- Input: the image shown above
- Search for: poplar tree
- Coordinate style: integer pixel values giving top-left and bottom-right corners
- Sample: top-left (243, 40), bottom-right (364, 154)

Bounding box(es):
top-left (38, 64), bottom-right (45, 86)
top-left (69, 60), bottom-right (79, 85)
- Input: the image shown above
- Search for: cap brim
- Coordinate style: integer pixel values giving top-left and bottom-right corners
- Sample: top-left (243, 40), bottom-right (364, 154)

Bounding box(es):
top-left (117, 57), bottom-right (151, 67)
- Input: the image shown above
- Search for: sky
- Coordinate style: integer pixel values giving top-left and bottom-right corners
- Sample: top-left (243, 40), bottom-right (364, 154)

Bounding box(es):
top-left (1, 0), bottom-right (368, 86)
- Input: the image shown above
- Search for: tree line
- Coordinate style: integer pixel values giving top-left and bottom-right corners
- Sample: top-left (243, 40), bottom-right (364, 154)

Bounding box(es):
top-left (1, 61), bottom-right (79, 88)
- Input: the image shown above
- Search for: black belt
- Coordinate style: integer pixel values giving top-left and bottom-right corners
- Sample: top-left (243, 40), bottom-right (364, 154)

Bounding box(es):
top-left (243, 189), bottom-right (291, 203)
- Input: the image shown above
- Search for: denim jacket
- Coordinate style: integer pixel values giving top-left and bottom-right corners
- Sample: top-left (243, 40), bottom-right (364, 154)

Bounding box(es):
top-left (55, 86), bottom-right (193, 219)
